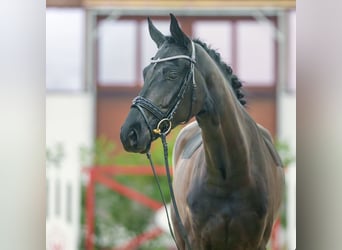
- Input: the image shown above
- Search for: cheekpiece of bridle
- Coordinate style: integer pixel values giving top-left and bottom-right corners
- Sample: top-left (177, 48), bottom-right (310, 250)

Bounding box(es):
top-left (131, 41), bottom-right (197, 140)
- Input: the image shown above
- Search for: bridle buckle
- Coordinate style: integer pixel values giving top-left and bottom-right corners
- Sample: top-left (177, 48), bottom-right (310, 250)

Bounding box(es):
top-left (153, 118), bottom-right (172, 135)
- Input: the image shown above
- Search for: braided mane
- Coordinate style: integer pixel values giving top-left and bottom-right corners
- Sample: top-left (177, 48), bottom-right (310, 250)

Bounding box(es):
top-left (193, 39), bottom-right (246, 106)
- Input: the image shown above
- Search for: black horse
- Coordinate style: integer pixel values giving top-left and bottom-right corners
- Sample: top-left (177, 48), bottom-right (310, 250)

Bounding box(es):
top-left (121, 14), bottom-right (284, 250)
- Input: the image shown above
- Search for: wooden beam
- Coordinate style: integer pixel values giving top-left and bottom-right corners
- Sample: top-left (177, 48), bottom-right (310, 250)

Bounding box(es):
top-left (47, 0), bottom-right (83, 7)
top-left (84, 0), bottom-right (295, 9)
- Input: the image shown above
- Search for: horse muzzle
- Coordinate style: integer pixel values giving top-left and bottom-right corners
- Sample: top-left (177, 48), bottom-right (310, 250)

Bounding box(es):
top-left (120, 110), bottom-right (152, 153)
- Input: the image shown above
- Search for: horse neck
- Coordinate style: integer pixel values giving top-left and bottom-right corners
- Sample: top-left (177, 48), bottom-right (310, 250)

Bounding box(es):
top-left (195, 44), bottom-right (253, 185)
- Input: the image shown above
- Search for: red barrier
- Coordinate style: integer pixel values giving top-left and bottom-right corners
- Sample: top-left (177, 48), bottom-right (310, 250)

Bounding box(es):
top-left (115, 227), bottom-right (164, 250)
top-left (85, 168), bottom-right (95, 250)
top-left (271, 217), bottom-right (281, 250)
top-left (83, 166), bottom-right (167, 250)
top-left (94, 173), bottom-right (162, 211)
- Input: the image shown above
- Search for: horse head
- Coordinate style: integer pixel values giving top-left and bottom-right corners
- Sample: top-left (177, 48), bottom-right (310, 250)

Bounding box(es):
top-left (120, 14), bottom-right (203, 153)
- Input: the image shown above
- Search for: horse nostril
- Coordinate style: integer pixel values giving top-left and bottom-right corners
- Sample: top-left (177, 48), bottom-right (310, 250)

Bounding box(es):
top-left (128, 129), bottom-right (138, 147)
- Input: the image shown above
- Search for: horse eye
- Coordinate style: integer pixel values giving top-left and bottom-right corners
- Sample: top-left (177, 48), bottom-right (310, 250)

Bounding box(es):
top-left (166, 71), bottom-right (178, 80)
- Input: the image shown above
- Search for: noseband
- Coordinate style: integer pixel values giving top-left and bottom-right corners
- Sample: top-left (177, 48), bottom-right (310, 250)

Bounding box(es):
top-left (131, 41), bottom-right (196, 139)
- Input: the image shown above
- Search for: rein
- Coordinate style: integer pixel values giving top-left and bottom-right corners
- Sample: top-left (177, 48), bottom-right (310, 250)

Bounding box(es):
top-left (132, 41), bottom-right (197, 250)
top-left (146, 134), bottom-right (192, 250)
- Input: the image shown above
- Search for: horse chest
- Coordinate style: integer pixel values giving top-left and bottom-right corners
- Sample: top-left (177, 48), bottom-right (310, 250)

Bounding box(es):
top-left (184, 182), bottom-right (268, 247)
top-left (186, 183), bottom-right (232, 228)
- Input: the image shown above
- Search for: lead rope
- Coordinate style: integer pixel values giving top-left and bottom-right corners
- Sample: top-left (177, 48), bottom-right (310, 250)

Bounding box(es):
top-left (146, 133), bottom-right (192, 250)
top-left (146, 151), bottom-right (178, 245)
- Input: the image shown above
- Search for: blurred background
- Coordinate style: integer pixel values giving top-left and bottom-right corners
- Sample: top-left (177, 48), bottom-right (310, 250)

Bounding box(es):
top-left (46, 0), bottom-right (296, 249)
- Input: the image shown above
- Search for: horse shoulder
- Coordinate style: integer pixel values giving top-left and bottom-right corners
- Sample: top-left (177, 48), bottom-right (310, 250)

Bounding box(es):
top-left (172, 121), bottom-right (201, 169)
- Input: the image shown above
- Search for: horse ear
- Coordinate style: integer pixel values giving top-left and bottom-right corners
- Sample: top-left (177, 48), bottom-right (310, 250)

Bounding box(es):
top-left (148, 17), bottom-right (165, 48)
top-left (170, 13), bottom-right (191, 50)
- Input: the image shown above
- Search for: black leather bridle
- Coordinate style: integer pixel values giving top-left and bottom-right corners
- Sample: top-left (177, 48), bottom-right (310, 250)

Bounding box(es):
top-left (131, 41), bottom-right (197, 140)
top-left (131, 41), bottom-right (197, 250)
